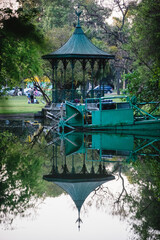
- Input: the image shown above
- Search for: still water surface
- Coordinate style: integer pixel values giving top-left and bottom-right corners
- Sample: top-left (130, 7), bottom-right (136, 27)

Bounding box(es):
top-left (0, 119), bottom-right (160, 240)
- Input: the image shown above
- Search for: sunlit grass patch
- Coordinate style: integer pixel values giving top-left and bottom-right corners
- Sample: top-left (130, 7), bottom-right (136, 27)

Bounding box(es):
top-left (0, 96), bottom-right (45, 114)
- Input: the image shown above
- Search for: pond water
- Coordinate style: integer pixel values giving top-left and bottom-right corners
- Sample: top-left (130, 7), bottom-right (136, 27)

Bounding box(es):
top-left (0, 119), bottom-right (160, 240)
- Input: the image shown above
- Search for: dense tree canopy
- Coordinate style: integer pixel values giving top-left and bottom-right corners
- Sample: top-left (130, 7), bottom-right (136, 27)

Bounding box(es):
top-left (0, 1), bottom-right (159, 236)
top-left (0, 129), bottom-right (63, 227)
top-left (0, 7), bottom-right (46, 89)
top-left (0, 0), bottom-right (160, 100)
top-left (121, 0), bottom-right (160, 101)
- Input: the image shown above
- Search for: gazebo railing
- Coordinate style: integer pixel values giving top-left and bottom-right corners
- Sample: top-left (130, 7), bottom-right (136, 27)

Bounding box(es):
top-left (52, 89), bottom-right (106, 103)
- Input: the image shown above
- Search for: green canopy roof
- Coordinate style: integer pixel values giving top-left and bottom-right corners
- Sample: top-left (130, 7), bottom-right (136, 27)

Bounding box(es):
top-left (43, 174), bottom-right (115, 211)
top-left (55, 180), bottom-right (110, 211)
top-left (42, 22), bottom-right (115, 60)
top-left (43, 175), bottom-right (115, 211)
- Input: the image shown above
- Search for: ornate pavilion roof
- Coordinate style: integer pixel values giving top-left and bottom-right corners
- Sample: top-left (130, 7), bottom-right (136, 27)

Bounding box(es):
top-left (43, 174), bottom-right (115, 212)
top-left (42, 16), bottom-right (114, 60)
top-left (54, 177), bottom-right (115, 211)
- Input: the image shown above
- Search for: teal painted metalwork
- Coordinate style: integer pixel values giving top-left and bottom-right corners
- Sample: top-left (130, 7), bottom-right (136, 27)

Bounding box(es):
top-left (42, 22), bottom-right (114, 60)
top-left (58, 95), bottom-right (160, 131)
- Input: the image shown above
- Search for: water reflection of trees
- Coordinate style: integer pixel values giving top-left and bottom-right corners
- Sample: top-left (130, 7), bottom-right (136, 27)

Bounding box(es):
top-left (88, 163), bottom-right (130, 220)
top-left (0, 132), bottom-right (42, 228)
top-left (1, 124), bottom-right (160, 239)
top-left (87, 156), bottom-right (160, 240)
top-left (0, 131), bottom-right (63, 228)
top-left (27, 127), bottom-right (160, 239)
top-left (34, 127), bottom-right (160, 240)
top-left (128, 156), bottom-right (160, 240)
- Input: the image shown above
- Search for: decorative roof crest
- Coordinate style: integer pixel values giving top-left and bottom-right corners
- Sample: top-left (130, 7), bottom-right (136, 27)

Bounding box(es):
top-left (75, 4), bottom-right (82, 26)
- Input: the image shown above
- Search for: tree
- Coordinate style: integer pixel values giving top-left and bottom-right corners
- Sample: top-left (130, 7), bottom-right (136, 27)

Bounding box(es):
top-left (0, 130), bottom-right (63, 228)
top-left (128, 154), bottom-right (160, 240)
top-left (0, 7), bottom-right (46, 90)
top-left (38, 0), bottom-right (74, 31)
top-left (124, 0), bottom-right (160, 101)
top-left (0, 131), bottom-right (44, 227)
top-left (77, 0), bottom-right (137, 93)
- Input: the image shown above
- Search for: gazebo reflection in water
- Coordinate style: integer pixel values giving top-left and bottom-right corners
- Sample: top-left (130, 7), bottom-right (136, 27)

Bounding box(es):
top-left (42, 130), bottom-right (160, 229)
top-left (43, 133), bottom-right (115, 230)
top-left (42, 8), bottom-right (114, 103)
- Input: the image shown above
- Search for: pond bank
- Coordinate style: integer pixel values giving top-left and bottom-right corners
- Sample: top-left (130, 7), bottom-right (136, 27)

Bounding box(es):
top-left (0, 113), bottom-right (35, 119)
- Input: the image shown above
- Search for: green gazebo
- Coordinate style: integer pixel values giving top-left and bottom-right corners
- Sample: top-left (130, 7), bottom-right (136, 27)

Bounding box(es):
top-left (42, 10), bottom-right (114, 103)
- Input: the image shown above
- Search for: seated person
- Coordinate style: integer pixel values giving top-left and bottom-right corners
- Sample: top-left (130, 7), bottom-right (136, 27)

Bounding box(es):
top-left (34, 97), bottom-right (39, 104)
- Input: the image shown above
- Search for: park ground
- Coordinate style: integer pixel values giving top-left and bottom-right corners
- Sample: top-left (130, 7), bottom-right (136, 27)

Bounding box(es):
top-left (0, 96), bottom-right (45, 115)
top-left (0, 92), bottom-right (123, 116)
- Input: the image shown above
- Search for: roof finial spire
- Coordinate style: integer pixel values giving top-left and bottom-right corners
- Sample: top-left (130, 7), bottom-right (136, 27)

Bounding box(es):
top-left (75, 4), bottom-right (82, 27)
top-left (75, 209), bottom-right (83, 231)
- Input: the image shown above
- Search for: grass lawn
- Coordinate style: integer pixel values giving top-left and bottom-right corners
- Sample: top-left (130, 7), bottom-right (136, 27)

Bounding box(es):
top-left (0, 96), bottom-right (45, 114)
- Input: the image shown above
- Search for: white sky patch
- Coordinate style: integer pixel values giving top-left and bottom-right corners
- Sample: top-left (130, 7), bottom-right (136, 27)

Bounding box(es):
top-left (0, 0), bottom-right (19, 11)
top-left (98, 0), bottom-right (139, 25)
top-left (0, 182), bottom-right (134, 240)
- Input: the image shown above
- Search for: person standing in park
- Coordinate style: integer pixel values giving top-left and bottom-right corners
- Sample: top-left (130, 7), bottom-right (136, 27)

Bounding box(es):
top-left (27, 90), bottom-right (31, 103)
top-left (30, 88), bottom-right (34, 103)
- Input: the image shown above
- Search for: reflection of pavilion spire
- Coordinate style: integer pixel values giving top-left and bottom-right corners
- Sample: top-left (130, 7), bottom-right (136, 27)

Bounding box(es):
top-left (44, 132), bottom-right (119, 230)
top-left (43, 148), bottom-right (115, 230)
top-left (76, 209), bottom-right (83, 231)
top-left (56, 178), bottom-right (115, 230)
top-left (44, 175), bottom-right (115, 230)
top-left (46, 131), bottom-right (160, 230)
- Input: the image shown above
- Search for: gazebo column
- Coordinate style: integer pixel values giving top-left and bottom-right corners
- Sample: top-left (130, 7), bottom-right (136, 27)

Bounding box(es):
top-left (62, 59), bottom-right (68, 101)
top-left (51, 60), bottom-right (55, 103)
top-left (71, 59), bottom-right (76, 102)
top-left (83, 67), bottom-right (85, 99)
top-left (116, 67), bottom-right (121, 95)
top-left (102, 60), bottom-right (107, 96)
top-left (80, 59), bottom-right (87, 100)
top-left (98, 60), bottom-right (102, 97)
top-left (102, 60), bottom-right (106, 79)
top-left (90, 59), bottom-right (95, 98)
top-left (55, 60), bottom-right (58, 103)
